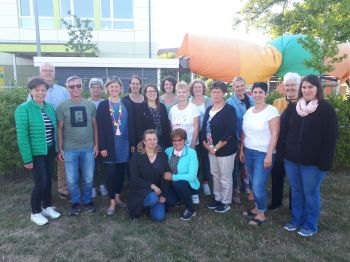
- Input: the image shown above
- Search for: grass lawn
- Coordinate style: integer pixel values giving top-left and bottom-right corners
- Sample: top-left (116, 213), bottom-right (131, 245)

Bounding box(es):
top-left (0, 171), bottom-right (349, 262)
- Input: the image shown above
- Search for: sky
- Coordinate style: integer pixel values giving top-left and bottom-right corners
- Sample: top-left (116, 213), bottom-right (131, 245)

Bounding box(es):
top-left (152, 0), bottom-right (269, 48)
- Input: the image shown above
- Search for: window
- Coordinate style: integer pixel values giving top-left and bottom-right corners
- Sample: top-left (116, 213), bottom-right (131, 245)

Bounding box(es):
top-left (60, 0), bottom-right (94, 28)
top-left (19, 0), bottom-right (54, 28)
top-left (101, 0), bottom-right (134, 30)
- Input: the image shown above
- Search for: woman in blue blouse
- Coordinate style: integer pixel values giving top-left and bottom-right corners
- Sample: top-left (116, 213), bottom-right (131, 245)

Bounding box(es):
top-left (96, 76), bottom-right (136, 215)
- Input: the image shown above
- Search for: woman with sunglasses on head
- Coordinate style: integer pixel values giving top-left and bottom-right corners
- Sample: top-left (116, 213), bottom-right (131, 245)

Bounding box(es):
top-left (127, 129), bottom-right (171, 221)
top-left (15, 77), bottom-right (61, 226)
top-left (96, 76), bottom-right (136, 215)
top-left (135, 84), bottom-right (171, 149)
top-left (240, 82), bottom-right (280, 226)
top-left (281, 75), bottom-right (338, 237)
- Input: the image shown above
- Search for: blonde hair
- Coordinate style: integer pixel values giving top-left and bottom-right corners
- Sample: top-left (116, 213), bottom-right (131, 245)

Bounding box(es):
top-left (137, 129), bottom-right (161, 154)
top-left (175, 81), bottom-right (189, 93)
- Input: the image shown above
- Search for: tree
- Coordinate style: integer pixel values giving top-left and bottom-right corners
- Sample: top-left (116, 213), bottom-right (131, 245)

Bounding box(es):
top-left (61, 13), bottom-right (98, 57)
top-left (234, 0), bottom-right (350, 74)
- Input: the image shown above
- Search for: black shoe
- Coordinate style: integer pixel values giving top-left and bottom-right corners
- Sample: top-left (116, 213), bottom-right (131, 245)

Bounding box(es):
top-left (84, 202), bottom-right (97, 213)
top-left (69, 203), bottom-right (81, 216)
top-left (180, 209), bottom-right (196, 221)
top-left (207, 200), bottom-right (221, 210)
top-left (268, 204), bottom-right (282, 211)
top-left (214, 203), bottom-right (231, 213)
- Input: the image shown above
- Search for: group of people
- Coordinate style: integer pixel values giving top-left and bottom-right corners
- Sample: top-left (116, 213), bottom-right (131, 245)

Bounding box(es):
top-left (15, 62), bottom-right (338, 238)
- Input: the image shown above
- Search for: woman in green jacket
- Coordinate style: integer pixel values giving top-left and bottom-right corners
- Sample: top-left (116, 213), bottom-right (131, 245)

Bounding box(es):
top-left (15, 77), bottom-right (61, 226)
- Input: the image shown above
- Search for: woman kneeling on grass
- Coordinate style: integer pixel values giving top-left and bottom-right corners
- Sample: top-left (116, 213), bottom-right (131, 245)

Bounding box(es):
top-left (127, 129), bottom-right (170, 221)
top-left (15, 77), bottom-right (61, 226)
top-left (240, 82), bottom-right (280, 226)
top-left (164, 128), bottom-right (200, 221)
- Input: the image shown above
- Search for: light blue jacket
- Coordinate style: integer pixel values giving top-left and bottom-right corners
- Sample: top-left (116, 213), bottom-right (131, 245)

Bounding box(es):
top-left (226, 94), bottom-right (255, 140)
top-left (165, 145), bottom-right (200, 190)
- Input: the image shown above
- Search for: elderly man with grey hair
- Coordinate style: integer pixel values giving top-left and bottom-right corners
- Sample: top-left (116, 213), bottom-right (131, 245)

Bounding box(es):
top-left (28, 62), bottom-right (71, 200)
top-left (269, 72), bottom-right (301, 211)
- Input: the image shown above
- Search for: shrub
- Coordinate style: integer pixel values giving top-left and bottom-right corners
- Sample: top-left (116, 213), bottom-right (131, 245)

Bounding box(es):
top-left (326, 93), bottom-right (350, 170)
top-left (0, 87), bottom-right (28, 175)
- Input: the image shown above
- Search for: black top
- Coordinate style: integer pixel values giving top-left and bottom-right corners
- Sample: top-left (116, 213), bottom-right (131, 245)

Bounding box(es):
top-left (202, 103), bottom-right (237, 157)
top-left (122, 95), bottom-right (142, 112)
top-left (134, 102), bottom-right (171, 148)
top-left (96, 99), bottom-right (136, 163)
top-left (127, 151), bottom-right (171, 218)
top-left (280, 100), bottom-right (338, 171)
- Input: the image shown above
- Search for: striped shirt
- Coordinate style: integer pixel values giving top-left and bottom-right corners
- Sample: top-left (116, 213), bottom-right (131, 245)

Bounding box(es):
top-left (42, 110), bottom-right (54, 145)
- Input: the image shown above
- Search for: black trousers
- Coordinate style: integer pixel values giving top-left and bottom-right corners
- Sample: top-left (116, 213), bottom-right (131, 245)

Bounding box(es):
top-left (104, 162), bottom-right (126, 199)
top-left (270, 161), bottom-right (291, 208)
top-left (31, 146), bottom-right (55, 214)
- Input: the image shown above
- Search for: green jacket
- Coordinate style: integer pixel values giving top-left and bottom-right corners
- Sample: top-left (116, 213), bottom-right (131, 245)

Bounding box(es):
top-left (15, 99), bottom-right (58, 164)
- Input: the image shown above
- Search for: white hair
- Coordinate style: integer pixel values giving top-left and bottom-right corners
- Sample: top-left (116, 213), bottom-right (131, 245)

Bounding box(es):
top-left (283, 72), bottom-right (301, 85)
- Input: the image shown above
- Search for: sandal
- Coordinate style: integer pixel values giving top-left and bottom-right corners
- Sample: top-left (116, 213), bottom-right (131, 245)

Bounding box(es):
top-left (248, 218), bottom-right (265, 226)
top-left (243, 209), bottom-right (256, 217)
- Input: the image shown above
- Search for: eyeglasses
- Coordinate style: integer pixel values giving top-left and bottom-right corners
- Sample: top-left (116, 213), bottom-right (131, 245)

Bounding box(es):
top-left (68, 84), bottom-right (82, 89)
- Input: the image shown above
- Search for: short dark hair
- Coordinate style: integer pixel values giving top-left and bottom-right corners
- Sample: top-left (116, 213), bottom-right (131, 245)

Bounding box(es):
top-left (252, 82), bottom-right (268, 93)
top-left (161, 76), bottom-right (177, 93)
top-left (28, 76), bottom-right (49, 90)
top-left (189, 79), bottom-right (207, 96)
top-left (210, 81), bottom-right (227, 93)
top-left (170, 128), bottom-right (187, 141)
top-left (298, 74), bottom-right (324, 100)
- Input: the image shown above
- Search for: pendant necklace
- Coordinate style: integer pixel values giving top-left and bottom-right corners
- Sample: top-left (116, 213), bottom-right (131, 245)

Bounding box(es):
top-left (109, 100), bottom-right (123, 136)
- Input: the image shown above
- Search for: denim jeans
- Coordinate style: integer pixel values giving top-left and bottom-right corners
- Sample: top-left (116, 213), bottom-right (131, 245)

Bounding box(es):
top-left (64, 148), bottom-right (95, 205)
top-left (284, 159), bottom-right (326, 232)
top-left (31, 146), bottom-right (55, 213)
top-left (244, 148), bottom-right (275, 212)
top-left (233, 142), bottom-right (252, 192)
top-left (143, 192), bottom-right (165, 221)
top-left (166, 181), bottom-right (195, 211)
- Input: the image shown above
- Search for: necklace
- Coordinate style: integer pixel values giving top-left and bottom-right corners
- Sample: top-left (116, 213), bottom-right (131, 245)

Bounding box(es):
top-left (109, 100), bottom-right (123, 136)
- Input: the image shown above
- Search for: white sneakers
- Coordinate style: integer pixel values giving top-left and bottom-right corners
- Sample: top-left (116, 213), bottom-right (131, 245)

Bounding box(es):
top-left (192, 194), bottom-right (200, 204)
top-left (100, 184), bottom-right (109, 196)
top-left (42, 206), bottom-right (61, 219)
top-left (31, 207), bottom-right (61, 226)
top-left (31, 213), bottom-right (48, 226)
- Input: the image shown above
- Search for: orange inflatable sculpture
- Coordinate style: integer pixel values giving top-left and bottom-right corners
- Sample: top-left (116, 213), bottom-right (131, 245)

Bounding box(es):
top-left (176, 33), bottom-right (282, 84)
top-left (176, 33), bottom-right (350, 84)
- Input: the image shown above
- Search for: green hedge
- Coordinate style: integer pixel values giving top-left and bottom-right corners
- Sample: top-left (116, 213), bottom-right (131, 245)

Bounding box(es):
top-left (0, 87), bottom-right (28, 175)
top-left (0, 88), bottom-right (349, 175)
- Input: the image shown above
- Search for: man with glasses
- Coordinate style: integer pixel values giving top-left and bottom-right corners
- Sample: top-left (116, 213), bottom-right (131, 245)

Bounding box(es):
top-left (56, 76), bottom-right (99, 215)
top-left (28, 62), bottom-right (71, 200)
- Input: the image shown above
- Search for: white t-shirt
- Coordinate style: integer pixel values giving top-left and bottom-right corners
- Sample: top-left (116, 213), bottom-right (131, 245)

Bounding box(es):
top-left (169, 103), bottom-right (200, 145)
top-left (242, 105), bottom-right (279, 153)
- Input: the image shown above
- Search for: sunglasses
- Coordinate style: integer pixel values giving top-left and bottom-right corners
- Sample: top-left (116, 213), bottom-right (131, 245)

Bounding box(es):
top-left (68, 84), bottom-right (82, 89)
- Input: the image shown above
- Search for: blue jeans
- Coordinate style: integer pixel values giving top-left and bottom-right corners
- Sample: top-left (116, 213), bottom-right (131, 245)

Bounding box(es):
top-left (244, 148), bottom-right (275, 212)
top-left (143, 192), bottom-right (165, 222)
top-left (284, 159), bottom-right (326, 232)
top-left (64, 148), bottom-right (95, 205)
